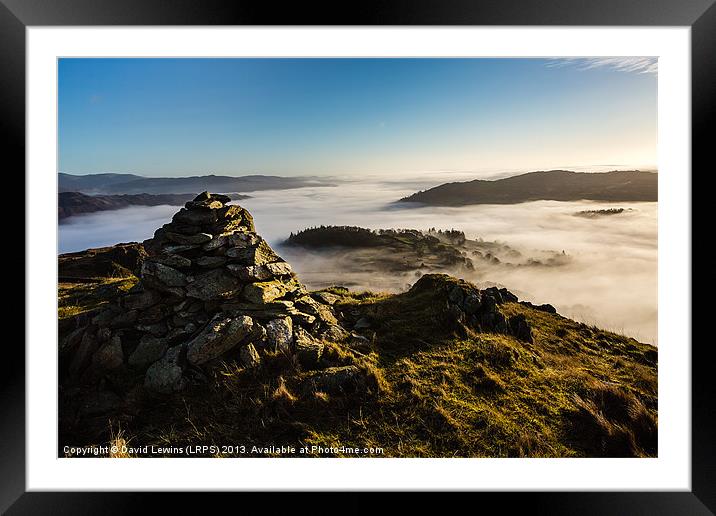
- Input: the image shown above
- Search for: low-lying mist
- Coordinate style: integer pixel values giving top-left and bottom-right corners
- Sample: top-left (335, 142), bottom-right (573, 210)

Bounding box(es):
top-left (58, 178), bottom-right (657, 343)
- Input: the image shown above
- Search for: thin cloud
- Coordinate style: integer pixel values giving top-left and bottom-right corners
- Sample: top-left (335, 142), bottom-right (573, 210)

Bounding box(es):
top-left (545, 57), bottom-right (658, 75)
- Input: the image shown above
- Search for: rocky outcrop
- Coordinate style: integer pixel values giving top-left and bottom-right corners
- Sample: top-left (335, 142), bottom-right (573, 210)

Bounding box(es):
top-left (301, 365), bottom-right (367, 395)
top-left (59, 243), bottom-right (147, 281)
top-left (404, 274), bottom-right (533, 342)
top-left (64, 192), bottom-right (344, 393)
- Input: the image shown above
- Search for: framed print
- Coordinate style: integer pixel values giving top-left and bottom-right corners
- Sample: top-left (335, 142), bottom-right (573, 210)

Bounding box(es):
top-left (2, 0), bottom-right (713, 513)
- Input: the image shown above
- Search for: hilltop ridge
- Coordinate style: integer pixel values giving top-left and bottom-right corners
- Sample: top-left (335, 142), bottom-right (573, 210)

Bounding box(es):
top-left (59, 172), bottom-right (336, 195)
top-left (59, 191), bottom-right (251, 220)
top-left (398, 170), bottom-right (657, 206)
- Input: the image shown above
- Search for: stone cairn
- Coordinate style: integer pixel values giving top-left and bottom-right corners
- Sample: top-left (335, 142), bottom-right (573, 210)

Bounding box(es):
top-left (65, 192), bottom-right (346, 393)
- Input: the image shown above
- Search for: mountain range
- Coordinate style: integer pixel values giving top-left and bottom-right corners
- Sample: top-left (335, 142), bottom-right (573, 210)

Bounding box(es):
top-left (398, 170), bottom-right (657, 206)
top-left (59, 192), bottom-right (251, 220)
top-left (59, 172), bottom-right (336, 195)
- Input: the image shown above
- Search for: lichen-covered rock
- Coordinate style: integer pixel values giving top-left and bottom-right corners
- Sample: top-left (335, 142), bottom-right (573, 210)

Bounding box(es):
top-left (225, 231), bottom-right (260, 247)
top-left (122, 289), bottom-right (162, 310)
top-left (217, 203), bottom-right (240, 218)
top-left (226, 262), bottom-right (293, 282)
top-left (313, 291), bottom-right (341, 306)
top-left (162, 244), bottom-right (198, 255)
top-left (96, 326), bottom-right (113, 343)
top-left (135, 321), bottom-right (168, 337)
top-left (462, 291), bottom-right (483, 314)
top-left (165, 232), bottom-right (213, 245)
top-left (295, 295), bottom-right (338, 326)
top-left (202, 234), bottom-right (230, 251)
top-left (191, 191), bottom-right (230, 204)
top-left (265, 316), bottom-right (293, 352)
top-left (251, 321), bottom-right (267, 345)
top-left (195, 256), bottom-right (227, 268)
top-left (242, 280), bottom-right (292, 304)
top-left (289, 310), bottom-right (316, 327)
top-left (167, 222), bottom-right (201, 235)
top-left (172, 207), bottom-right (218, 226)
top-left (302, 365), bottom-right (365, 394)
top-left (478, 310), bottom-right (508, 333)
top-left (321, 324), bottom-right (348, 342)
top-left (223, 206), bottom-right (255, 232)
top-left (240, 343), bottom-right (261, 368)
top-left (294, 327), bottom-right (324, 368)
top-left (162, 287), bottom-right (186, 301)
top-left (509, 314), bottom-right (533, 343)
top-left (60, 326), bottom-right (86, 354)
top-left (186, 314), bottom-right (254, 365)
top-left (141, 261), bottom-right (188, 289)
top-left (151, 253), bottom-right (192, 269)
top-left (137, 303), bottom-right (172, 324)
top-left (226, 240), bottom-right (280, 265)
top-left (92, 333), bottom-right (124, 370)
top-left (483, 286), bottom-right (518, 304)
top-left (92, 307), bottom-right (121, 326)
top-left (220, 300), bottom-right (298, 321)
top-left (185, 268), bottom-right (241, 301)
top-left (129, 334), bottom-right (171, 368)
top-left (109, 309), bottom-right (139, 329)
top-left (144, 345), bottom-right (186, 393)
top-left (69, 330), bottom-right (99, 376)
top-left (448, 285), bottom-right (464, 305)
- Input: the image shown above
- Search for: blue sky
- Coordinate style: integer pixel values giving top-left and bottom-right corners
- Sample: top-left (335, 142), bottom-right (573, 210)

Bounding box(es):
top-left (58, 58), bottom-right (657, 178)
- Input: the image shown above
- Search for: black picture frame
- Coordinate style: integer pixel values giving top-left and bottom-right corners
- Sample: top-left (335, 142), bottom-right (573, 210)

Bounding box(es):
top-left (2, 0), bottom-right (712, 513)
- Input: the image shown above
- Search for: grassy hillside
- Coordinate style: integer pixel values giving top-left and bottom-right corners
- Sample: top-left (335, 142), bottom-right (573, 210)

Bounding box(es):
top-left (58, 261), bottom-right (657, 458)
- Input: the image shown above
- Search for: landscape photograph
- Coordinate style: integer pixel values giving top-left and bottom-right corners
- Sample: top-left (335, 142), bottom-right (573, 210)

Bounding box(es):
top-left (58, 57), bottom-right (658, 458)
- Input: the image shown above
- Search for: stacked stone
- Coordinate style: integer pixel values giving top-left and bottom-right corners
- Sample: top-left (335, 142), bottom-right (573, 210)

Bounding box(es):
top-left (67, 192), bottom-right (345, 394)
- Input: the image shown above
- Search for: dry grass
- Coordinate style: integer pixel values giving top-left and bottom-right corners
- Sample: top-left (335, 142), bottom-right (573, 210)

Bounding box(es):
top-left (59, 277), bottom-right (657, 458)
top-left (272, 377), bottom-right (297, 403)
top-left (58, 277), bottom-right (137, 321)
top-left (108, 422), bottom-right (134, 458)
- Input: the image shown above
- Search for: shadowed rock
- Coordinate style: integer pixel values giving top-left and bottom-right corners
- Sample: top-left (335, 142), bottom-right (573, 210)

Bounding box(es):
top-left (240, 343), bottom-right (261, 368)
top-left (185, 269), bottom-right (242, 301)
top-left (265, 316), bottom-right (293, 353)
top-left (186, 314), bottom-right (254, 365)
top-left (144, 345), bottom-right (186, 393)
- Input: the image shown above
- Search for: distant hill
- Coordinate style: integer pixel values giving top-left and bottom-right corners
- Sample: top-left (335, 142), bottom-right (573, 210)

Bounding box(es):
top-left (58, 173), bottom-right (145, 193)
top-left (58, 191), bottom-right (249, 220)
top-left (398, 170), bottom-right (658, 206)
top-left (59, 172), bottom-right (335, 195)
top-left (574, 208), bottom-right (633, 218)
top-left (281, 225), bottom-right (570, 292)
